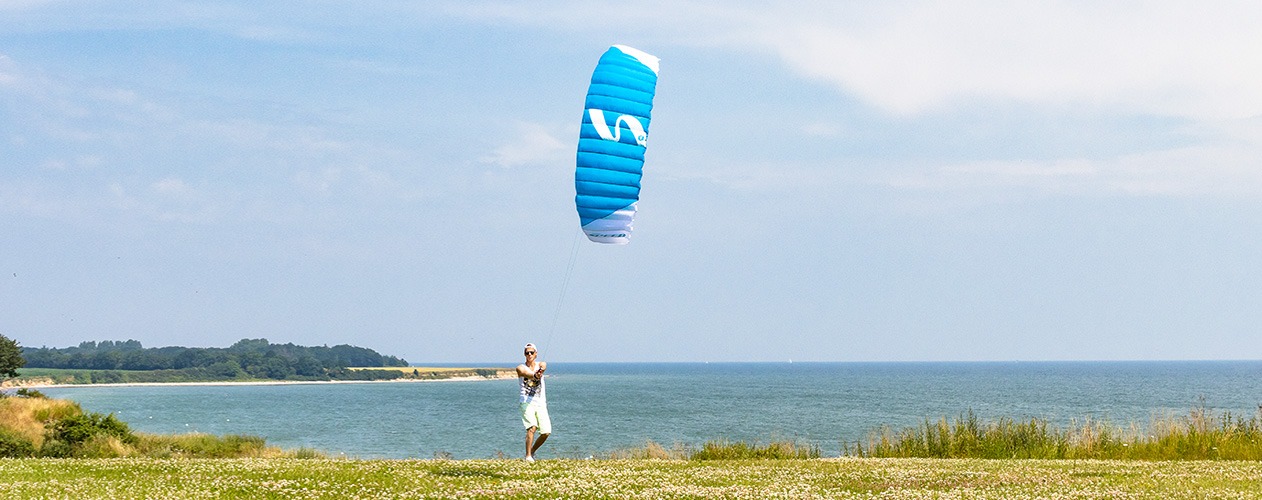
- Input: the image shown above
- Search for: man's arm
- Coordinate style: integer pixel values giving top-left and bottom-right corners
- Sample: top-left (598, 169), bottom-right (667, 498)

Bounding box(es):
top-left (516, 363), bottom-right (546, 379)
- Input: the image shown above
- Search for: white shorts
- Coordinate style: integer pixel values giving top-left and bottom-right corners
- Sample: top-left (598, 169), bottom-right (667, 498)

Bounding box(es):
top-left (520, 402), bottom-right (551, 434)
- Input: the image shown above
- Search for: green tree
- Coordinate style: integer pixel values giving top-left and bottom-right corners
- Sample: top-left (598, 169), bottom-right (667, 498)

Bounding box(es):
top-left (0, 334), bottom-right (25, 380)
top-left (293, 356), bottom-right (324, 377)
top-left (92, 350), bottom-right (124, 370)
top-left (207, 360), bottom-right (245, 379)
top-left (261, 356), bottom-right (294, 379)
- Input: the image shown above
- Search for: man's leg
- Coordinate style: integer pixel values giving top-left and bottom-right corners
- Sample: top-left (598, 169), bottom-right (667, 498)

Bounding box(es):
top-left (530, 432), bottom-right (549, 457)
top-left (524, 426), bottom-right (536, 460)
top-left (529, 404), bottom-right (551, 458)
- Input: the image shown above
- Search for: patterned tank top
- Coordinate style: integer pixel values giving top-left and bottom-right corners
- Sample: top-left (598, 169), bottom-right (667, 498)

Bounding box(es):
top-left (519, 370), bottom-right (546, 404)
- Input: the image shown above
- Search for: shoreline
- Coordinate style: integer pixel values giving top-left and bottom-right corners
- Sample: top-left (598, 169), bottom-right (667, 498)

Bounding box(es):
top-left (5, 373), bottom-right (516, 390)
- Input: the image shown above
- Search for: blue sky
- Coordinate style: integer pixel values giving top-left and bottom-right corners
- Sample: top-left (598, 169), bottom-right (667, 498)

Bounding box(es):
top-left (2, 1), bottom-right (1260, 363)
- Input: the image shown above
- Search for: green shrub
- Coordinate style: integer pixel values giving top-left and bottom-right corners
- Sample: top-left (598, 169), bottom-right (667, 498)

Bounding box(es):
top-left (14, 388), bottom-right (46, 399)
top-left (44, 412), bottom-right (138, 449)
top-left (0, 429), bottom-right (35, 457)
top-left (39, 439), bottom-right (72, 458)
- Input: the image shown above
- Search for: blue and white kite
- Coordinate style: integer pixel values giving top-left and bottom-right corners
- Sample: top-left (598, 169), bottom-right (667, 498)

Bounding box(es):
top-left (575, 45), bottom-right (659, 244)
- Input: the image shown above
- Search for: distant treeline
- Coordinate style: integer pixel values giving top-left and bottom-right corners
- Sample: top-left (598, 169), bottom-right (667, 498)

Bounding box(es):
top-left (20, 338), bottom-right (409, 381)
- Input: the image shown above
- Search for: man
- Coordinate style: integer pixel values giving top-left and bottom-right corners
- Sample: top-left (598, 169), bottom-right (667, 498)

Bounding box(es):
top-left (516, 343), bottom-right (549, 461)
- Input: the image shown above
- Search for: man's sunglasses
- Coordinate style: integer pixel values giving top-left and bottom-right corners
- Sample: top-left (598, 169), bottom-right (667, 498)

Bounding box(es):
top-left (525, 351), bottom-right (536, 355)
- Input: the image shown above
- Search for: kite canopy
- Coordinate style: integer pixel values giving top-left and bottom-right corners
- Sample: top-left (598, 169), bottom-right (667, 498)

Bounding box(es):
top-left (575, 45), bottom-right (659, 244)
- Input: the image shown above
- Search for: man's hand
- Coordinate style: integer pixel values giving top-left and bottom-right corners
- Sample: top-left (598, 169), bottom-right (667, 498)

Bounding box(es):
top-left (535, 362), bottom-right (547, 379)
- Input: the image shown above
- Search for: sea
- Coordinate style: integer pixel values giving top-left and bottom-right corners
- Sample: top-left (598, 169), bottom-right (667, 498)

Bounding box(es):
top-left (37, 361), bottom-right (1262, 460)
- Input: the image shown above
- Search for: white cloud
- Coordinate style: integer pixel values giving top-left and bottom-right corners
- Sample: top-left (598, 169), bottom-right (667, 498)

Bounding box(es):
top-left (882, 117), bottom-right (1262, 198)
top-left (152, 177), bottom-right (191, 196)
top-left (0, 0), bottom-right (64, 12)
top-left (293, 168), bottom-right (342, 195)
top-left (0, 55), bottom-right (17, 85)
top-left (38, 158), bottom-right (66, 170)
top-left (37, 155), bottom-right (101, 170)
top-left (753, 0), bottom-right (1262, 201)
top-left (433, 1), bottom-right (1262, 200)
top-left (236, 24), bottom-right (319, 44)
top-left (9, 0), bottom-right (1257, 123)
top-left (97, 177), bottom-right (220, 224)
top-left (751, 1), bottom-right (1262, 120)
top-left (480, 121), bottom-right (569, 168)
top-left (0, 54), bottom-right (35, 93)
top-left (290, 165), bottom-right (427, 204)
top-left (6, 1), bottom-right (1261, 204)
top-left (0, 52), bottom-right (421, 228)
top-left (1, 54), bottom-right (146, 141)
top-left (107, 182), bottom-right (136, 210)
top-left (800, 122), bottom-right (843, 137)
top-left (446, 1), bottom-right (1262, 120)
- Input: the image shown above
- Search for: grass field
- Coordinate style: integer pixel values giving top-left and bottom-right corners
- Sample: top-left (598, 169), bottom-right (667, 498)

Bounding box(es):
top-left (2, 457), bottom-right (1261, 499)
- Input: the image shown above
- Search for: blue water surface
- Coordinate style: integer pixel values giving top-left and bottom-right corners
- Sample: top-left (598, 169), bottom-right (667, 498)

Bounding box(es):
top-left (38, 361), bottom-right (1262, 459)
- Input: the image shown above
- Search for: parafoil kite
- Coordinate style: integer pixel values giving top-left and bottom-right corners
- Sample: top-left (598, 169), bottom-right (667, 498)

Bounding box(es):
top-left (575, 45), bottom-right (659, 244)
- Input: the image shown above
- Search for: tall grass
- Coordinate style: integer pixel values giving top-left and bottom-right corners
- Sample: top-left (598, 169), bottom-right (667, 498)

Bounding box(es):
top-left (135, 433), bottom-right (270, 458)
top-left (131, 433), bottom-right (326, 458)
top-left (596, 440), bottom-right (690, 459)
top-left (850, 404), bottom-right (1262, 460)
top-left (691, 439), bottom-right (822, 460)
top-left (0, 396), bottom-right (81, 448)
top-left (598, 439), bottom-right (821, 460)
top-left (52, 432), bottom-right (325, 459)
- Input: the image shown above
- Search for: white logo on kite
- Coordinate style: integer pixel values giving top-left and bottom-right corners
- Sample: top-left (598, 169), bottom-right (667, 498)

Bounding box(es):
top-left (587, 109), bottom-right (647, 146)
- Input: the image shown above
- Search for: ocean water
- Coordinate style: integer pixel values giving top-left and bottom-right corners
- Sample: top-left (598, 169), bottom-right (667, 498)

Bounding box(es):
top-left (38, 361), bottom-right (1262, 459)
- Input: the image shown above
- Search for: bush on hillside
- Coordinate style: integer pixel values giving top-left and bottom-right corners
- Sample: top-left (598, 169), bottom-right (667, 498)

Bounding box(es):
top-left (32, 400), bottom-right (81, 423)
top-left (42, 411), bottom-right (138, 457)
top-left (15, 388), bottom-right (46, 399)
top-left (0, 429), bottom-right (35, 457)
top-left (3, 396), bottom-right (313, 458)
top-left (0, 395), bottom-right (82, 451)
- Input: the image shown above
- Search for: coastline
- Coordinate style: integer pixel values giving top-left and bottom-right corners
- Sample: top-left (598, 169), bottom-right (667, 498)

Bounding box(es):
top-left (4, 370), bottom-right (516, 389)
